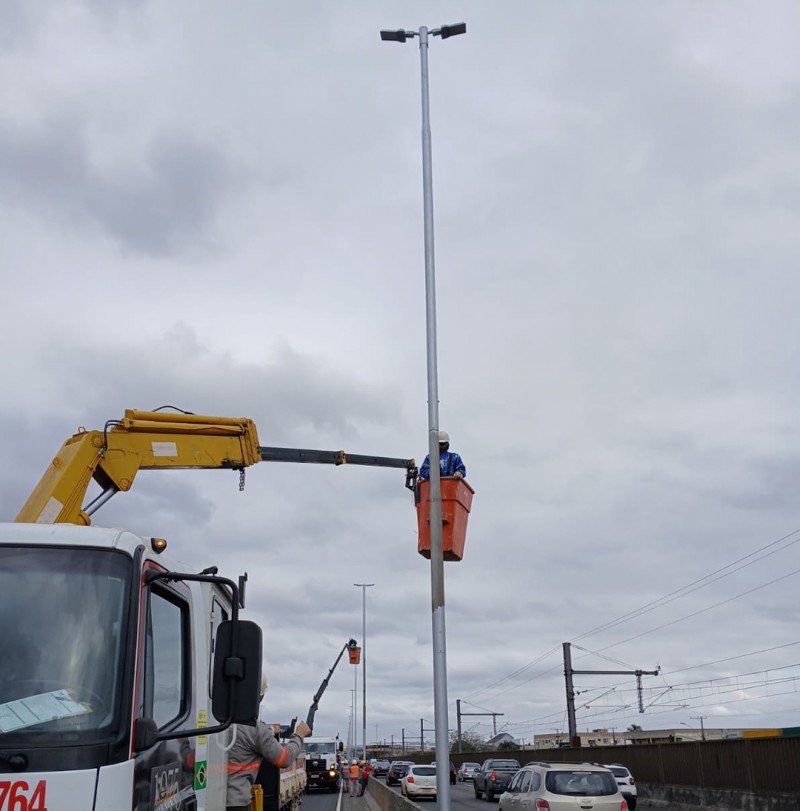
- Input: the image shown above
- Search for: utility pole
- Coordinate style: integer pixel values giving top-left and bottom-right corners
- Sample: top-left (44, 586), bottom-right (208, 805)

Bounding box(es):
top-left (456, 699), bottom-right (504, 750)
top-left (692, 715), bottom-right (707, 741)
top-left (420, 718), bottom-right (435, 752)
top-left (380, 23), bottom-right (467, 811)
top-left (563, 642), bottom-right (660, 747)
top-left (402, 729), bottom-right (405, 755)
top-left (354, 582), bottom-right (374, 761)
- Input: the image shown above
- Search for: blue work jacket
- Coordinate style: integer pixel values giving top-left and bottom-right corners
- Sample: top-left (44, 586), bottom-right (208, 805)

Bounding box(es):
top-left (419, 450), bottom-right (466, 480)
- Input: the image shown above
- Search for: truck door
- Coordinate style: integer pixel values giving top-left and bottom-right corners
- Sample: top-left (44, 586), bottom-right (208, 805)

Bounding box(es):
top-left (132, 573), bottom-right (197, 811)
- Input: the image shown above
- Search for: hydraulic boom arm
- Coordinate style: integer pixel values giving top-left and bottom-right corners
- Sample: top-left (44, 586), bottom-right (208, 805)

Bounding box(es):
top-left (305, 639), bottom-right (359, 733)
top-left (17, 409), bottom-right (417, 525)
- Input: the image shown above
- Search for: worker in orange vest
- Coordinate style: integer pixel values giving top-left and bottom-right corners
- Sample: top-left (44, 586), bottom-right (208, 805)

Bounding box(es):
top-left (359, 761), bottom-right (372, 796)
top-left (348, 759), bottom-right (361, 796)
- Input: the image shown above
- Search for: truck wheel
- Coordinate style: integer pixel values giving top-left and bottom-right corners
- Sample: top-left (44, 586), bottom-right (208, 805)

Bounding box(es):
top-left (485, 788), bottom-right (494, 802)
top-left (474, 785), bottom-right (482, 799)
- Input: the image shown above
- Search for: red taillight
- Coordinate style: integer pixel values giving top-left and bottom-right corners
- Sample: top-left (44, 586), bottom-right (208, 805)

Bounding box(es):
top-left (535, 800), bottom-right (550, 810)
top-left (621, 801), bottom-right (628, 811)
top-left (407, 776), bottom-right (415, 783)
top-left (491, 771), bottom-right (497, 783)
top-left (629, 779), bottom-right (635, 785)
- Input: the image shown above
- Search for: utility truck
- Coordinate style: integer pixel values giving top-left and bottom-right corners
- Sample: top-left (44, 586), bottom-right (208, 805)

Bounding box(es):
top-left (303, 737), bottom-right (342, 792)
top-left (0, 409), bottom-right (416, 811)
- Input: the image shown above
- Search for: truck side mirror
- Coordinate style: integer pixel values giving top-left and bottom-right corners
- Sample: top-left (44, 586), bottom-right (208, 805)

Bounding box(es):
top-left (133, 717), bottom-right (158, 752)
top-left (211, 619), bottom-right (263, 724)
top-left (338, 741), bottom-right (344, 752)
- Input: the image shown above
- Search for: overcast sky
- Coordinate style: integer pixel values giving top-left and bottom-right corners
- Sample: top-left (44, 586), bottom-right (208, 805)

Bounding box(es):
top-left (3, 1), bottom-right (800, 748)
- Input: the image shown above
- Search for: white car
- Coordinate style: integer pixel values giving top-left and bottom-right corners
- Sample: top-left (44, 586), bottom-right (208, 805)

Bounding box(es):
top-left (604, 764), bottom-right (637, 810)
top-left (401, 764), bottom-right (438, 800)
top-left (458, 762), bottom-right (481, 782)
top-left (499, 762), bottom-right (627, 811)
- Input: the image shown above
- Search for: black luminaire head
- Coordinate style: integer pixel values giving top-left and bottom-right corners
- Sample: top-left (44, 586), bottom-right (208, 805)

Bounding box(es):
top-left (439, 22), bottom-right (467, 39)
top-left (380, 29), bottom-right (408, 43)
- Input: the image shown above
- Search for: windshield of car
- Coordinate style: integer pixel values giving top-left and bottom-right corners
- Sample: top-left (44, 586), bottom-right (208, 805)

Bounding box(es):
top-left (491, 760), bottom-right (521, 769)
top-left (546, 770), bottom-right (618, 796)
top-left (411, 767), bottom-right (436, 776)
top-left (0, 546), bottom-right (132, 743)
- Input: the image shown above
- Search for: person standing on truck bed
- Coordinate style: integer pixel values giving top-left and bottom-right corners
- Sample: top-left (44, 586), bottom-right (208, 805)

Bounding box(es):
top-left (226, 674), bottom-right (311, 811)
top-left (419, 431), bottom-right (466, 480)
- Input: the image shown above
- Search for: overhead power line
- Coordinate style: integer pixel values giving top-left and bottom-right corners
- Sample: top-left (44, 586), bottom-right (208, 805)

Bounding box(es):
top-left (462, 527), bottom-right (800, 706)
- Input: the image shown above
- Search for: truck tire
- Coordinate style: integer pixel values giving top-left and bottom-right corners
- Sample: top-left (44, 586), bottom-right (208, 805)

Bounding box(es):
top-left (485, 787), bottom-right (494, 802)
top-left (474, 784), bottom-right (482, 800)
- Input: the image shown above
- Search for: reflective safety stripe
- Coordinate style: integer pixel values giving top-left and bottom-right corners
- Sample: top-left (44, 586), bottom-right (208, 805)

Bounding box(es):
top-left (227, 760), bottom-right (261, 774)
top-left (274, 747), bottom-right (289, 768)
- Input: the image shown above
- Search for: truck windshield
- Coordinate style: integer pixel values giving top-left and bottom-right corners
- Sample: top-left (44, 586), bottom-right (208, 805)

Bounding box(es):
top-left (306, 742), bottom-right (337, 755)
top-left (0, 546), bottom-right (132, 743)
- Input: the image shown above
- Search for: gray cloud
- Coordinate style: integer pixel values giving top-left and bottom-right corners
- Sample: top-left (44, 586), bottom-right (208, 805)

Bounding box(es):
top-left (0, 116), bottom-right (245, 256)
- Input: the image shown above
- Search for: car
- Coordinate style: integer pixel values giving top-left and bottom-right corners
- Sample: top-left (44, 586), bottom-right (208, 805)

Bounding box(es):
top-left (386, 761), bottom-right (412, 786)
top-left (474, 758), bottom-right (521, 801)
top-left (458, 762), bottom-right (480, 782)
top-left (431, 759), bottom-right (457, 785)
top-left (604, 764), bottom-right (637, 810)
top-left (401, 764), bottom-right (438, 800)
top-left (498, 762), bottom-right (627, 811)
top-left (373, 759), bottom-right (391, 777)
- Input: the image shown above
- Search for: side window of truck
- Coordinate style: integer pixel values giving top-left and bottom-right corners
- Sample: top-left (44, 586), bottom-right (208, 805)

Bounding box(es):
top-left (145, 587), bottom-right (190, 729)
top-left (208, 596), bottom-right (229, 699)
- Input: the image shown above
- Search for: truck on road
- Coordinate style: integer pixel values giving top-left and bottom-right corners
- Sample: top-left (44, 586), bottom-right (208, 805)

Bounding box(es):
top-left (303, 736), bottom-right (343, 792)
top-left (473, 758), bottom-right (522, 802)
top-left (1, 408), bottom-right (415, 810)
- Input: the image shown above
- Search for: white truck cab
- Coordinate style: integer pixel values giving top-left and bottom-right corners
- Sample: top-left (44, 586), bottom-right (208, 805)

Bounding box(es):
top-left (0, 523), bottom-right (262, 811)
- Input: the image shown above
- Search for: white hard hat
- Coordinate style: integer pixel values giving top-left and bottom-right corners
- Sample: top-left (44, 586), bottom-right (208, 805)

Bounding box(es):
top-left (260, 673), bottom-right (269, 699)
top-left (438, 431), bottom-right (450, 443)
top-left (352, 758), bottom-right (358, 764)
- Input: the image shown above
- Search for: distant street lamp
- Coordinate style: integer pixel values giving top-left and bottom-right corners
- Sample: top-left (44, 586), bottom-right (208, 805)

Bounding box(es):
top-left (354, 582), bottom-right (374, 760)
top-left (379, 21), bottom-right (466, 811)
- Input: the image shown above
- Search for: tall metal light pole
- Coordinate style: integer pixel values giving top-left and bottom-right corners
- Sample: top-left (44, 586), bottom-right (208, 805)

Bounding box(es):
top-left (380, 22), bottom-right (466, 811)
top-left (354, 582), bottom-right (374, 761)
top-left (349, 689), bottom-right (356, 759)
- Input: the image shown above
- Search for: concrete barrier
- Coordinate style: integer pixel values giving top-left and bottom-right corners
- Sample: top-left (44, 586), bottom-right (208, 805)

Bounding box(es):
top-left (365, 777), bottom-right (422, 811)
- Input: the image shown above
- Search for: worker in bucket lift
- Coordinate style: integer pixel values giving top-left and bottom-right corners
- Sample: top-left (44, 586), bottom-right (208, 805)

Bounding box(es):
top-left (226, 673), bottom-right (310, 811)
top-left (419, 431), bottom-right (466, 481)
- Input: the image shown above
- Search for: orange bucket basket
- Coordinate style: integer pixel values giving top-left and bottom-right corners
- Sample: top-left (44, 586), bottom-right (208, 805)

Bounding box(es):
top-left (348, 646), bottom-right (361, 665)
top-left (416, 477), bottom-right (475, 561)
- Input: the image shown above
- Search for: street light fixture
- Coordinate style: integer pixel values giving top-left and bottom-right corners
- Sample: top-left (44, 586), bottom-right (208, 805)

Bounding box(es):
top-left (380, 21), bottom-right (466, 811)
top-left (354, 582), bottom-right (374, 761)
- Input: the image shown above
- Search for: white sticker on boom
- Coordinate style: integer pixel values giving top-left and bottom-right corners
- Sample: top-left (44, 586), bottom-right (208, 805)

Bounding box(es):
top-left (152, 441), bottom-right (178, 457)
top-left (36, 496), bottom-right (64, 524)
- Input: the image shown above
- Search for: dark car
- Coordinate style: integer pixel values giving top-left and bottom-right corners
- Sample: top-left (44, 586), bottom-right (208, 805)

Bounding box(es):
top-left (432, 760), bottom-right (457, 785)
top-left (474, 758), bottom-right (521, 802)
top-left (387, 762), bottom-right (412, 786)
top-left (373, 759), bottom-right (391, 777)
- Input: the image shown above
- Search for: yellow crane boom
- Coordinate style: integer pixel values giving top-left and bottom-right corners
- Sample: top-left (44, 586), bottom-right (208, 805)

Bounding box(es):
top-left (17, 409), bottom-right (416, 525)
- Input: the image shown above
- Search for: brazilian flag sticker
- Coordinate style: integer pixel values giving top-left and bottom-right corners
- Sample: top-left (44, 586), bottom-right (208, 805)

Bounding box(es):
top-left (195, 760), bottom-right (208, 791)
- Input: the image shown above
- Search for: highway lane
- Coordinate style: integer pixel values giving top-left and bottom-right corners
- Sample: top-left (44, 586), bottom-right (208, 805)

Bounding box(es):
top-left (377, 777), bottom-right (685, 811)
top-left (299, 776), bottom-right (685, 811)
top-left (381, 778), bottom-right (501, 811)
